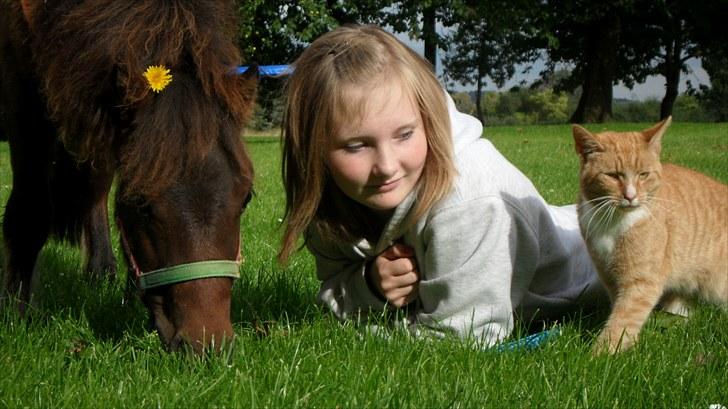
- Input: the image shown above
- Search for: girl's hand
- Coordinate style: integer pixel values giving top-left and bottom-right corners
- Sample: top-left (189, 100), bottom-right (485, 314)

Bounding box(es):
top-left (368, 243), bottom-right (419, 308)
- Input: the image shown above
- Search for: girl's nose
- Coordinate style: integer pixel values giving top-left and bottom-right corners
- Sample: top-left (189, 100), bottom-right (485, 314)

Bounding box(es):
top-left (372, 145), bottom-right (397, 177)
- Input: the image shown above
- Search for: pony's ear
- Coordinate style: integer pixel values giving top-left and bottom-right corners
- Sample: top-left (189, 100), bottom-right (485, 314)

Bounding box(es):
top-left (642, 116), bottom-right (671, 157)
top-left (21, 0), bottom-right (36, 26)
top-left (572, 124), bottom-right (603, 159)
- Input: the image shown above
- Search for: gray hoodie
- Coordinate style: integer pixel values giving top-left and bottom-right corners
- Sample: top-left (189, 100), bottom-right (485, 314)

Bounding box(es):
top-left (306, 94), bottom-right (608, 345)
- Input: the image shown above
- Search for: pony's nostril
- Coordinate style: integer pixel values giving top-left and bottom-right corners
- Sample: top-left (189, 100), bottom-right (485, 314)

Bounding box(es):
top-left (168, 333), bottom-right (189, 352)
top-left (169, 331), bottom-right (211, 355)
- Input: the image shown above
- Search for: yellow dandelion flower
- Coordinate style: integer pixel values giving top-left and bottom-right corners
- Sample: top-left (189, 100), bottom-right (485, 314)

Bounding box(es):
top-left (143, 65), bottom-right (172, 93)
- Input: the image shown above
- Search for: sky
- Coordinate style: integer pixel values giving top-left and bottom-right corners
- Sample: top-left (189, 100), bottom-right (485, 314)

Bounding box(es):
top-left (394, 32), bottom-right (711, 102)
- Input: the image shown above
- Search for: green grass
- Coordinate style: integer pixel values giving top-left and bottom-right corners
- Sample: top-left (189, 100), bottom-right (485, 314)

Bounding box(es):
top-left (1, 122), bottom-right (727, 408)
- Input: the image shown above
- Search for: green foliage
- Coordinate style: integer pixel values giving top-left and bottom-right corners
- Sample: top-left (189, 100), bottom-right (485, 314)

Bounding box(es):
top-left (611, 95), bottom-right (720, 123)
top-left (474, 87), bottom-right (571, 125)
top-left (450, 91), bottom-right (475, 116)
top-left (696, 53), bottom-right (728, 121)
top-left (1, 124), bottom-right (728, 407)
top-left (612, 99), bottom-right (662, 122)
top-left (248, 86), bottom-right (284, 131)
top-left (446, 88), bottom-right (720, 126)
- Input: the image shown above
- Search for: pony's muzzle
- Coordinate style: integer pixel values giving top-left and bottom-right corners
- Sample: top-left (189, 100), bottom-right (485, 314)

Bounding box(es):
top-left (169, 324), bottom-right (235, 355)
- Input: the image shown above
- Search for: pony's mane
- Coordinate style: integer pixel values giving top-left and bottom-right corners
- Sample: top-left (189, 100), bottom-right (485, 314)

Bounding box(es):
top-left (30, 0), bottom-right (256, 198)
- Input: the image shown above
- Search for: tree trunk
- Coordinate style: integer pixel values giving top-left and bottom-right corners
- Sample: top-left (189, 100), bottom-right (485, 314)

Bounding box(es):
top-left (660, 22), bottom-right (683, 120)
top-left (422, 6), bottom-right (437, 72)
top-left (475, 75), bottom-right (483, 124)
top-left (570, 14), bottom-right (620, 123)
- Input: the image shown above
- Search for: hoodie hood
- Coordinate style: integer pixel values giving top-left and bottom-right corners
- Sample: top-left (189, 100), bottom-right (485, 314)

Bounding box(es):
top-left (446, 92), bottom-right (484, 154)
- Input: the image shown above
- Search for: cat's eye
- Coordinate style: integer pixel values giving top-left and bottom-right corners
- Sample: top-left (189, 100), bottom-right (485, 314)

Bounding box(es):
top-left (639, 172), bottom-right (650, 180)
top-left (604, 172), bottom-right (620, 180)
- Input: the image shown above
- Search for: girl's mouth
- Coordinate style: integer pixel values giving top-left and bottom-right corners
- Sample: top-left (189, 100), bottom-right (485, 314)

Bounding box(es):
top-left (372, 178), bottom-right (400, 193)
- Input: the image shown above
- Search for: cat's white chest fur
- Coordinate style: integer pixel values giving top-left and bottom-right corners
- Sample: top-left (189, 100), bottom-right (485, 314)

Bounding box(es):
top-left (579, 200), bottom-right (650, 263)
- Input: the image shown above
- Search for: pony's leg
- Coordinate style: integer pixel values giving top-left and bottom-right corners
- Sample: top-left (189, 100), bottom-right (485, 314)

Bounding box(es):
top-left (0, 6), bottom-right (54, 314)
top-left (81, 167), bottom-right (116, 280)
top-left (49, 149), bottom-right (116, 280)
top-left (1, 122), bottom-right (54, 315)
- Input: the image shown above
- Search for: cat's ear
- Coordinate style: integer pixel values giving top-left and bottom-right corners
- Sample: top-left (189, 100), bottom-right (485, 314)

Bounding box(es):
top-left (642, 116), bottom-right (672, 156)
top-left (573, 124), bottom-right (603, 159)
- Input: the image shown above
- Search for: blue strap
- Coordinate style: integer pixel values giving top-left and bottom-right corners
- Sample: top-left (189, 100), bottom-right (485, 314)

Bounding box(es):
top-left (237, 65), bottom-right (291, 77)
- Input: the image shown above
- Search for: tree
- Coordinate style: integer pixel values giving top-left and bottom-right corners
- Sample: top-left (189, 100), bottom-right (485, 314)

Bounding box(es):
top-left (381, 1), bottom-right (457, 70)
top-left (621, 0), bottom-right (703, 120)
top-left (442, 1), bottom-right (540, 123)
top-left (237, 1), bottom-right (385, 129)
top-left (682, 0), bottom-right (728, 121)
top-left (539, 0), bottom-right (642, 123)
top-left (696, 53), bottom-right (728, 121)
top-left (539, 0), bottom-right (728, 123)
top-left (654, 1), bottom-right (696, 119)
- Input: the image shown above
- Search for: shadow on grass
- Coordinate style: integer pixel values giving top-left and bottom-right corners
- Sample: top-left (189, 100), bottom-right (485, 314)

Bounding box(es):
top-left (231, 265), bottom-right (319, 329)
top-left (0, 242), bottom-right (150, 344)
top-left (518, 306), bottom-right (610, 343)
top-left (2, 240), bottom-right (319, 350)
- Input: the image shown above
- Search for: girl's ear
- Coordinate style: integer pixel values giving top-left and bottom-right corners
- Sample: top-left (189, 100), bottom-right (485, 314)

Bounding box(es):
top-left (641, 116), bottom-right (671, 157)
top-left (572, 124), bottom-right (603, 159)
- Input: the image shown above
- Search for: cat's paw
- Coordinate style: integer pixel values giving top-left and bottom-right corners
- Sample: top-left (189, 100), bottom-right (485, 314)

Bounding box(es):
top-left (592, 329), bottom-right (634, 355)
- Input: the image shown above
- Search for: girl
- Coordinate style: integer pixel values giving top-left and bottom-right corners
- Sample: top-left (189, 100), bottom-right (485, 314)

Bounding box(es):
top-left (279, 25), bottom-right (608, 345)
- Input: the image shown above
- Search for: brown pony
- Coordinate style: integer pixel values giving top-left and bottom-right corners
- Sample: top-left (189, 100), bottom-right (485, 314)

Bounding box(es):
top-left (0, 0), bottom-right (256, 353)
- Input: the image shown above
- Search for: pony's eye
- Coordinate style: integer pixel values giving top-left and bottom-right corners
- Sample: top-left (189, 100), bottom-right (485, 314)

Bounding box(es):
top-left (241, 190), bottom-right (254, 211)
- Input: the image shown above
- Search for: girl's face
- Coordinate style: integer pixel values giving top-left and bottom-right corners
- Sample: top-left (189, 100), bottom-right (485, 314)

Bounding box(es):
top-left (327, 80), bottom-right (428, 213)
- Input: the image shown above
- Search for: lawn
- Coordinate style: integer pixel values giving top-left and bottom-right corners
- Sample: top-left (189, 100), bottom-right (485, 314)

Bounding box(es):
top-left (0, 122), bottom-right (726, 408)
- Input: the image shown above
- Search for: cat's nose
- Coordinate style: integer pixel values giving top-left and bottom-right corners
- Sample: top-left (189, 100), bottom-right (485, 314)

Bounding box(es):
top-left (623, 185), bottom-right (637, 201)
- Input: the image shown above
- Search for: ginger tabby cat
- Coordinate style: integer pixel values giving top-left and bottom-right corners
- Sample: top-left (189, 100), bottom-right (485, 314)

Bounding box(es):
top-left (573, 117), bottom-right (727, 354)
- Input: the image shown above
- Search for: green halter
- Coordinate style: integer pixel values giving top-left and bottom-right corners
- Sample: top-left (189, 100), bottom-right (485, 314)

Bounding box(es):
top-left (138, 260), bottom-right (240, 290)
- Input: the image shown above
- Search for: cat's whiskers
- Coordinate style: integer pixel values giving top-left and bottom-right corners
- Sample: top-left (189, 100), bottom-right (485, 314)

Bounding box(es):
top-left (582, 197), bottom-right (618, 239)
top-left (597, 202), bottom-right (620, 238)
top-left (578, 195), bottom-right (614, 208)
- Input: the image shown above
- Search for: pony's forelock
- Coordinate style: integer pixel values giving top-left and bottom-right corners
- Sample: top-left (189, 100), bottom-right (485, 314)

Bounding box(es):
top-left (31, 0), bottom-right (256, 199)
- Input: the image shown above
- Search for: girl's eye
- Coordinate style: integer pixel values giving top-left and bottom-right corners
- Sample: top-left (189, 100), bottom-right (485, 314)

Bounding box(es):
top-left (397, 130), bottom-right (414, 140)
top-left (343, 142), bottom-right (365, 152)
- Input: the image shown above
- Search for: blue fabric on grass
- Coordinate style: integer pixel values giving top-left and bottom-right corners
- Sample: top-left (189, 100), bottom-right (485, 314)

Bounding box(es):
top-left (495, 328), bottom-right (561, 352)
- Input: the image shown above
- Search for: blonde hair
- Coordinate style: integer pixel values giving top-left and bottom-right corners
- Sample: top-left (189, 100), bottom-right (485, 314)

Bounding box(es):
top-left (279, 25), bottom-right (455, 263)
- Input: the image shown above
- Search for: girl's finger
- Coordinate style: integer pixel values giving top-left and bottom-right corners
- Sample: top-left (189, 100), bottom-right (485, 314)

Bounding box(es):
top-left (381, 243), bottom-right (414, 260)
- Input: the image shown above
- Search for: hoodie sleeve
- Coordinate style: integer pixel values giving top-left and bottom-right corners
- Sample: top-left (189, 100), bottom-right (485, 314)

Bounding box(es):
top-left (305, 230), bottom-right (387, 321)
top-left (412, 195), bottom-right (541, 346)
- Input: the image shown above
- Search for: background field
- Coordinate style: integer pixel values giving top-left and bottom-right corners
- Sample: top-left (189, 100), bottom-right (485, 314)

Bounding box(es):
top-left (1, 122), bottom-right (726, 408)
